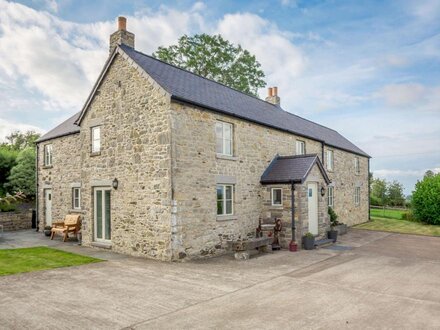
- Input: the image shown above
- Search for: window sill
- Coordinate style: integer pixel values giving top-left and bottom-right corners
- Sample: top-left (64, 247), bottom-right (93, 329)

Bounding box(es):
top-left (91, 241), bottom-right (112, 249)
top-left (42, 165), bottom-right (53, 169)
top-left (216, 215), bottom-right (237, 221)
top-left (270, 205), bottom-right (283, 209)
top-left (90, 151), bottom-right (101, 157)
top-left (216, 154), bottom-right (238, 161)
top-left (69, 209), bottom-right (85, 214)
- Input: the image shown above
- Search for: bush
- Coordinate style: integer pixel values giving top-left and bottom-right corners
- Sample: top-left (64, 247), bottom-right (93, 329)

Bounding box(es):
top-left (328, 207), bottom-right (340, 227)
top-left (412, 174), bottom-right (440, 225)
top-left (0, 202), bottom-right (16, 212)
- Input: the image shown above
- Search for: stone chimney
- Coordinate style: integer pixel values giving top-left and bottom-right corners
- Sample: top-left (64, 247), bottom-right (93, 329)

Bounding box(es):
top-left (109, 16), bottom-right (135, 54)
top-left (265, 86), bottom-right (280, 106)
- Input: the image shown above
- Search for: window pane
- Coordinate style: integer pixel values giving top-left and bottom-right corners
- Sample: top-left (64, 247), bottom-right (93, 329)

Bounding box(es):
top-left (223, 123), bottom-right (231, 140)
top-left (93, 139), bottom-right (100, 152)
top-left (273, 189), bottom-right (282, 205)
top-left (96, 190), bottom-right (102, 239)
top-left (105, 190), bottom-right (111, 240)
top-left (225, 186), bottom-right (232, 199)
top-left (224, 139), bottom-right (232, 155)
top-left (215, 123), bottom-right (223, 138)
top-left (217, 186), bottom-right (224, 200)
top-left (216, 138), bottom-right (223, 154)
top-left (226, 200), bottom-right (233, 215)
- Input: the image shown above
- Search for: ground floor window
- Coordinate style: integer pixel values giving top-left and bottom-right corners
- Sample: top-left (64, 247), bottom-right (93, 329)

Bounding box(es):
top-left (355, 187), bottom-right (361, 206)
top-left (217, 184), bottom-right (233, 215)
top-left (271, 188), bottom-right (282, 206)
top-left (94, 188), bottom-right (111, 241)
top-left (72, 187), bottom-right (81, 210)
top-left (328, 186), bottom-right (334, 207)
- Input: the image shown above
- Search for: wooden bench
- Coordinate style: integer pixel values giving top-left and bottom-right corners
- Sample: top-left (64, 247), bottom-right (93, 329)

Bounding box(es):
top-left (227, 237), bottom-right (273, 260)
top-left (50, 214), bottom-right (81, 242)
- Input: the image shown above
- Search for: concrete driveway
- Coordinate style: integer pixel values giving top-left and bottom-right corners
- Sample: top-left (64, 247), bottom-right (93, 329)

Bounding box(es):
top-left (1, 229), bottom-right (440, 329)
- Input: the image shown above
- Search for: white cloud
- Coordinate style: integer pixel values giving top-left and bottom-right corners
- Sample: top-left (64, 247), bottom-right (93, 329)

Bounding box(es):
top-left (43, 0), bottom-right (58, 13)
top-left (0, 118), bottom-right (45, 142)
top-left (374, 167), bottom-right (440, 178)
top-left (378, 83), bottom-right (440, 111)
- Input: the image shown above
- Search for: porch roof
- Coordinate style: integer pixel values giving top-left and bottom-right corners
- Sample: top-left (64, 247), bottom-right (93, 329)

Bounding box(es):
top-left (260, 154), bottom-right (330, 185)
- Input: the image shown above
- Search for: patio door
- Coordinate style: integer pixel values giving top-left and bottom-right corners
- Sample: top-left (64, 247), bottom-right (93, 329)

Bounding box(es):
top-left (307, 182), bottom-right (319, 235)
top-left (45, 189), bottom-right (52, 226)
top-left (94, 188), bottom-right (111, 242)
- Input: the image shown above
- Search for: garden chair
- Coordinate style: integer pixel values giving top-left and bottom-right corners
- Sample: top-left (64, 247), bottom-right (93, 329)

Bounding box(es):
top-left (50, 214), bottom-right (81, 242)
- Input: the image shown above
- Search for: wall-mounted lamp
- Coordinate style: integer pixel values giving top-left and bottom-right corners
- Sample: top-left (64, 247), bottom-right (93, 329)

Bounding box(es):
top-left (320, 186), bottom-right (326, 197)
top-left (112, 178), bottom-right (119, 190)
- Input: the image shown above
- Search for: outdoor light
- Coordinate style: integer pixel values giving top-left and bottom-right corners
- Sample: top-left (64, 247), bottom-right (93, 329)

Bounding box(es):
top-left (320, 186), bottom-right (326, 197)
top-left (112, 178), bottom-right (119, 190)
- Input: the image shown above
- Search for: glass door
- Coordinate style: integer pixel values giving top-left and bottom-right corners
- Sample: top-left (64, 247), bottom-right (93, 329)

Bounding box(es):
top-left (94, 188), bottom-right (111, 242)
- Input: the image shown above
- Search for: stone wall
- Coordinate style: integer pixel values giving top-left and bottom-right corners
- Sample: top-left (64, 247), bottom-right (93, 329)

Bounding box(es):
top-left (0, 211), bottom-right (32, 231)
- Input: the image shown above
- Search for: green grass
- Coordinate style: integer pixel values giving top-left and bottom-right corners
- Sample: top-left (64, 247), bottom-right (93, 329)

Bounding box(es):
top-left (370, 208), bottom-right (407, 220)
top-left (355, 217), bottom-right (440, 237)
top-left (0, 246), bottom-right (103, 276)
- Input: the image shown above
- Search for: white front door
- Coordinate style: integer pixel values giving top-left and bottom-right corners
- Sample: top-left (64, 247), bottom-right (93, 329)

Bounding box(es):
top-left (45, 189), bottom-right (52, 226)
top-left (94, 188), bottom-right (111, 242)
top-left (307, 183), bottom-right (319, 235)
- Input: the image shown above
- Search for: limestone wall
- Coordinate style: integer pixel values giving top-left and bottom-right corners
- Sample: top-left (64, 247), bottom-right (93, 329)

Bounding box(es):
top-left (0, 211), bottom-right (32, 232)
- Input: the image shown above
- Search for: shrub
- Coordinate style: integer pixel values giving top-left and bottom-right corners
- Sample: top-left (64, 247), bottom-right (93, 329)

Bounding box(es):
top-left (0, 202), bottom-right (16, 212)
top-left (412, 174), bottom-right (440, 225)
top-left (328, 207), bottom-right (340, 227)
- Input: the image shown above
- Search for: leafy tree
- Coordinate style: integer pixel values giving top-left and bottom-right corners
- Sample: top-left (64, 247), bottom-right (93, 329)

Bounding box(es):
top-left (370, 177), bottom-right (388, 206)
top-left (0, 146), bottom-right (19, 195)
top-left (153, 34), bottom-right (266, 96)
top-left (412, 173), bottom-right (440, 225)
top-left (424, 170), bottom-right (434, 178)
top-left (2, 130), bottom-right (40, 151)
top-left (6, 148), bottom-right (36, 197)
top-left (387, 180), bottom-right (405, 206)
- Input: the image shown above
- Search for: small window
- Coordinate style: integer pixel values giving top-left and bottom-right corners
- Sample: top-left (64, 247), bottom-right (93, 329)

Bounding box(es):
top-left (355, 187), bottom-right (361, 206)
top-left (327, 150), bottom-right (334, 171)
top-left (91, 126), bottom-right (101, 153)
top-left (215, 121), bottom-right (233, 156)
top-left (44, 144), bottom-right (53, 166)
top-left (296, 140), bottom-right (305, 155)
top-left (271, 188), bottom-right (282, 206)
top-left (354, 157), bottom-right (360, 175)
top-left (217, 184), bottom-right (234, 216)
top-left (72, 188), bottom-right (81, 210)
top-left (328, 186), bottom-right (334, 207)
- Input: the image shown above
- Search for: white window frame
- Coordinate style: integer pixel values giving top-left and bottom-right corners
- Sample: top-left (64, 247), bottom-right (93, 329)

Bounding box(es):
top-left (296, 140), bottom-right (305, 155)
top-left (327, 150), bottom-right (334, 171)
top-left (355, 187), bottom-right (361, 206)
top-left (354, 157), bottom-right (360, 175)
top-left (271, 188), bottom-right (283, 206)
top-left (91, 126), bottom-right (101, 153)
top-left (72, 187), bottom-right (81, 210)
top-left (215, 121), bottom-right (233, 156)
top-left (328, 186), bottom-right (334, 207)
top-left (217, 184), bottom-right (234, 216)
top-left (44, 144), bottom-right (53, 166)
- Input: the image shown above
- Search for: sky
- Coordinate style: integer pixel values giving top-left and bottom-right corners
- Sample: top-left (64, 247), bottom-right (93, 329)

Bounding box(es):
top-left (0, 0), bottom-right (439, 194)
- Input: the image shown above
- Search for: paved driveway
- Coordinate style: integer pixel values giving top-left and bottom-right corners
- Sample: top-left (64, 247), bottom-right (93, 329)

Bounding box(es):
top-left (1, 229), bottom-right (440, 329)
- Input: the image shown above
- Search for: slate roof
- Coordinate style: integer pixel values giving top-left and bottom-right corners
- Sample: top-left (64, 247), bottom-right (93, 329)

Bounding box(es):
top-left (36, 112), bottom-right (80, 143)
top-left (260, 154), bottom-right (330, 184)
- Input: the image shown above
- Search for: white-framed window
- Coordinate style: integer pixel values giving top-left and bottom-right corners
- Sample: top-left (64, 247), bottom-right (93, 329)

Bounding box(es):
top-left (327, 150), bottom-right (334, 171)
top-left (91, 126), bottom-right (101, 153)
top-left (296, 140), bottom-right (305, 155)
top-left (328, 186), bottom-right (334, 207)
top-left (217, 184), bottom-right (234, 215)
top-left (44, 144), bottom-right (53, 166)
top-left (355, 187), bottom-right (361, 206)
top-left (215, 121), bottom-right (233, 156)
top-left (271, 188), bottom-right (283, 206)
top-left (354, 157), bottom-right (360, 175)
top-left (72, 187), bottom-right (81, 210)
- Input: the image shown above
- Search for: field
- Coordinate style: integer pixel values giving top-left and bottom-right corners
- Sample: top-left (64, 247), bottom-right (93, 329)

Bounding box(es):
top-left (370, 207), bottom-right (407, 220)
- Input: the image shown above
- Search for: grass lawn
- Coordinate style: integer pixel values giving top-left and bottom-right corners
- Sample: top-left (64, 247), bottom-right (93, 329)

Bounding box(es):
top-left (0, 246), bottom-right (102, 276)
top-left (355, 217), bottom-right (440, 237)
top-left (370, 208), bottom-right (407, 220)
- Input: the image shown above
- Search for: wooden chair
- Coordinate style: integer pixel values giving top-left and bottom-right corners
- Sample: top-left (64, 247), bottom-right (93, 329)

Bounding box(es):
top-left (50, 214), bottom-right (81, 242)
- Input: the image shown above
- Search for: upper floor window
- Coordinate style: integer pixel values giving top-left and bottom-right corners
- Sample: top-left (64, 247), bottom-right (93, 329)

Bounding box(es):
top-left (215, 121), bottom-right (233, 156)
top-left (217, 184), bottom-right (234, 216)
top-left (327, 150), bottom-right (334, 171)
top-left (44, 144), bottom-right (53, 166)
top-left (328, 186), bottom-right (334, 207)
top-left (271, 188), bottom-right (282, 206)
top-left (355, 187), bottom-right (361, 206)
top-left (354, 157), bottom-right (360, 175)
top-left (91, 126), bottom-right (101, 153)
top-left (72, 188), bottom-right (81, 210)
top-left (296, 140), bottom-right (305, 155)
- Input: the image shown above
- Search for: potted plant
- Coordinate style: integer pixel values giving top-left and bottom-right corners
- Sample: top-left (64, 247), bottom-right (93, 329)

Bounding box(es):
top-left (302, 232), bottom-right (315, 250)
top-left (327, 207), bottom-right (338, 242)
top-left (44, 225), bottom-right (52, 237)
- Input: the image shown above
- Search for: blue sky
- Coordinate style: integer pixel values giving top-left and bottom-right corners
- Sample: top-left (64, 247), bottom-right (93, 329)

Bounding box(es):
top-left (0, 0), bottom-right (439, 194)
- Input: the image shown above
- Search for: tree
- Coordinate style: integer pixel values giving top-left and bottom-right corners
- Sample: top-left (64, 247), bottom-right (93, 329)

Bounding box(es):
top-left (2, 130), bottom-right (40, 151)
top-left (387, 180), bottom-right (405, 206)
top-left (6, 148), bottom-right (36, 197)
top-left (370, 177), bottom-right (388, 206)
top-left (412, 173), bottom-right (440, 225)
top-left (424, 170), bottom-right (435, 178)
top-left (0, 146), bottom-right (19, 195)
top-left (153, 34), bottom-right (266, 96)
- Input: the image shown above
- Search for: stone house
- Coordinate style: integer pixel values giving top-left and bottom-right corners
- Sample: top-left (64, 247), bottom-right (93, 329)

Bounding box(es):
top-left (36, 17), bottom-right (370, 261)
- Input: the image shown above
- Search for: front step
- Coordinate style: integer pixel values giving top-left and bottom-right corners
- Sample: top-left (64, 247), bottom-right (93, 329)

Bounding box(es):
top-left (314, 238), bottom-right (334, 248)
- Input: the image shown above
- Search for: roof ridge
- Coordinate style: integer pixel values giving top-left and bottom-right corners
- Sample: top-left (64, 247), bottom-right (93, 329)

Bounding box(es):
top-left (278, 154), bottom-right (318, 159)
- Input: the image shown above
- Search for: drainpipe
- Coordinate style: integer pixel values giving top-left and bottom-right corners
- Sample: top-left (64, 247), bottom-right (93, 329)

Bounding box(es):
top-left (289, 182), bottom-right (298, 252)
top-left (321, 142), bottom-right (325, 163)
top-left (368, 158), bottom-right (371, 221)
top-left (35, 143), bottom-right (39, 232)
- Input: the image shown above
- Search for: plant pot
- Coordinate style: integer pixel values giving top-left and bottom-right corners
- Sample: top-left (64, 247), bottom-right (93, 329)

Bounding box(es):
top-left (44, 229), bottom-right (51, 237)
top-left (334, 224), bottom-right (347, 235)
top-left (302, 236), bottom-right (315, 250)
top-left (327, 230), bottom-right (338, 242)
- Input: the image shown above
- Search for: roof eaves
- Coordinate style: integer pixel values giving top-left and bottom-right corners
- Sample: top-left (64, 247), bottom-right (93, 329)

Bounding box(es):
top-left (36, 130), bottom-right (80, 144)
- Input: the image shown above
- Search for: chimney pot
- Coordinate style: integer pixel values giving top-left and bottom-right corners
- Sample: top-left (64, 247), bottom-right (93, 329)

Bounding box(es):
top-left (268, 87), bottom-right (273, 97)
top-left (273, 86), bottom-right (278, 96)
top-left (118, 16), bottom-right (127, 31)
top-left (265, 86), bottom-right (280, 106)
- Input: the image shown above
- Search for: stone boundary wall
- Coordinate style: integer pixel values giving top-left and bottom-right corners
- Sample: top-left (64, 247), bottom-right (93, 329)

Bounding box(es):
top-left (0, 211), bottom-right (32, 232)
